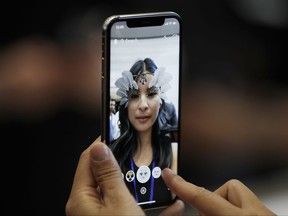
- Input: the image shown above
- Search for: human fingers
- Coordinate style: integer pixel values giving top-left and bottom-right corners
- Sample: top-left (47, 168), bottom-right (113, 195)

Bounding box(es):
top-left (66, 137), bottom-right (103, 216)
top-left (214, 179), bottom-right (257, 207)
top-left (90, 140), bottom-right (144, 215)
top-left (214, 179), bottom-right (276, 215)
top-left (68, 136), bottom-right (102, 192)
top-left (162, 168), bottom-right (241, 216)
top-left (158, 199), bottom-right (185, 216)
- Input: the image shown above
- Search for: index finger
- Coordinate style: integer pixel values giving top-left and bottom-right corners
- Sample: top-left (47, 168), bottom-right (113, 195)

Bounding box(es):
top-left (162, 168), bottom-right (242, 216)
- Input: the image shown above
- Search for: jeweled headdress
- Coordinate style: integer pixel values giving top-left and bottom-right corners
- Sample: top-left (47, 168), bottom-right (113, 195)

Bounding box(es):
top-left (115, 67), bottom-right (172, 107)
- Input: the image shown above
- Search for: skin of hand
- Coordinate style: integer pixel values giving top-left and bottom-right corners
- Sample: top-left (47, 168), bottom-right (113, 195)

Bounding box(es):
top-left (65, 137), bottom-right (184, 216)
top-left (162, 168), bottom-right (276, 216)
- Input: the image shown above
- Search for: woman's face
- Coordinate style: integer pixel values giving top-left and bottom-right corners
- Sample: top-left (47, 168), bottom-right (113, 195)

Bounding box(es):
top-left (128, 73), bottom-right (161, 133)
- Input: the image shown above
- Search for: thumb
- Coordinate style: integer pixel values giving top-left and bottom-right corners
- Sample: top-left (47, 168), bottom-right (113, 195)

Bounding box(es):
top-left (89, 142), bottom-right (133, 203)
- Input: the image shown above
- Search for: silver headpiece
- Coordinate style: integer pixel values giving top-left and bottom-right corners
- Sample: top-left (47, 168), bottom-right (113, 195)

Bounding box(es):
top-left (115, 67), bottom-right (172, 107)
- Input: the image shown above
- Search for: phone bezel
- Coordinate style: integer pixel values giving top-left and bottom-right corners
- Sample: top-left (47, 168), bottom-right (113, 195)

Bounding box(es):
top-left (101, 11), bottom-right (182, 210)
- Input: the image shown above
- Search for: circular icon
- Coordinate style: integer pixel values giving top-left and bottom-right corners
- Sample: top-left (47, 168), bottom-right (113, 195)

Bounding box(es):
top-left (136, 165), bottom-right (151, 183)
top-left (125, 170), bottom-right (135, 182)
top-left (140, 187), bottom-right (147, 195)
top-left (152, 166), bottom-right (161, 179)
top-left (121, 173), bottom-right (124, 179)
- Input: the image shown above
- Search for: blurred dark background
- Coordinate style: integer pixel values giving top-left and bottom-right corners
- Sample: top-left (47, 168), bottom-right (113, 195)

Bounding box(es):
top-left (1, 0), bottom-right (288, 215)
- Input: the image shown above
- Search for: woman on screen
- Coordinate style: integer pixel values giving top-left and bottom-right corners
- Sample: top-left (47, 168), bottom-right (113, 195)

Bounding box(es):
top-left (109, 57), bottom-right (178, 206)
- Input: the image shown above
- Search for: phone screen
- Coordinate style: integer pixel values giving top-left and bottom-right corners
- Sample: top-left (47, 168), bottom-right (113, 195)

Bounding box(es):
top-left (102, 12), bottom-right (181, 209)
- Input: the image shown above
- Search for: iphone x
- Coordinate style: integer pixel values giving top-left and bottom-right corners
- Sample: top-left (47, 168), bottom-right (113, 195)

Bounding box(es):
top-left (101, 11), bottom-right (182, 210)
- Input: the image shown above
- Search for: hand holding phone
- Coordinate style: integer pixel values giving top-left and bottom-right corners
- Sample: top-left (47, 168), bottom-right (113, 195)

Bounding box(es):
top-left (101, 11), bottom-right (182, 210)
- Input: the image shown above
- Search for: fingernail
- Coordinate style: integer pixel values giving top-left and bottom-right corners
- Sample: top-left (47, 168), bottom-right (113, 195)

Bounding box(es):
top-left (91, 143), bottom-right (110, 161)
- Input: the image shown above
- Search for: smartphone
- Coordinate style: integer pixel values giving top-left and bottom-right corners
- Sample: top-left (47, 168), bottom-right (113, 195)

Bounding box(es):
top-left (101, 11), bottom-right (182, 210)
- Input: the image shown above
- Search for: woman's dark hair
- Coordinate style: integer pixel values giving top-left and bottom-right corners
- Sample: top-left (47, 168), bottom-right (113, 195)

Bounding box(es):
top-left (109, 58), bottom-right (172, 171)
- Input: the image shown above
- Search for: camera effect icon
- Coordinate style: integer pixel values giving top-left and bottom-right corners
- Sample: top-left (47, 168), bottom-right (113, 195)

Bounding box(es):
top-left (136, 165), bottom-right (151, 183)
top-left (125, 170), bottom-right (135, 182)
top-left (152, 166), bottom-right (161, 179)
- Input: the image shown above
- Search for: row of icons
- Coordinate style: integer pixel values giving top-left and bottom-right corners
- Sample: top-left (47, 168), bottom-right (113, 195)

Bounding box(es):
top-left (122, 165), bottom-right (162, 183)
